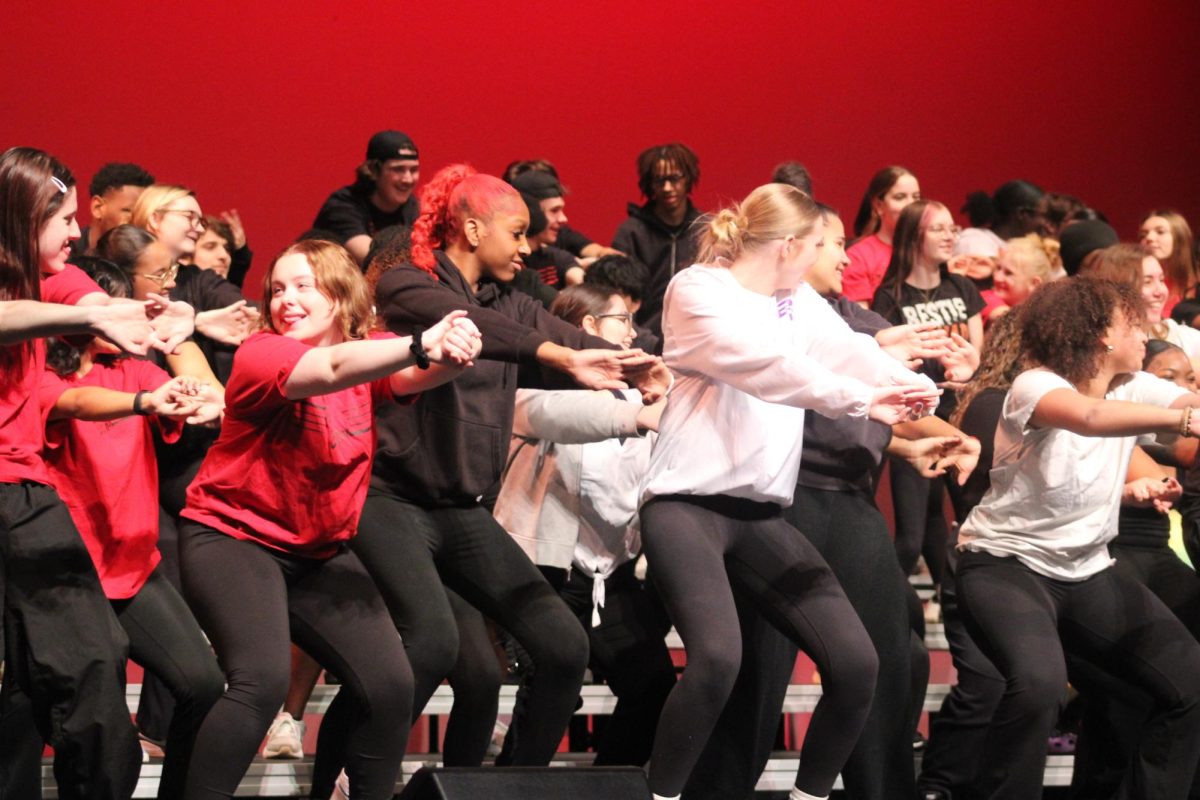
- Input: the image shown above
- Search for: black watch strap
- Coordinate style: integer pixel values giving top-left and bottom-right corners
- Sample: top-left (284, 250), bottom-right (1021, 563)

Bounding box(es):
top-left (410, 326), bottom-right (431, 370)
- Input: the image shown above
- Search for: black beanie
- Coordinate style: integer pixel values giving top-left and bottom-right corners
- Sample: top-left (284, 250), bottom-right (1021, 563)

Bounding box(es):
top-left (1060, 220), bottom-right (1119, 276)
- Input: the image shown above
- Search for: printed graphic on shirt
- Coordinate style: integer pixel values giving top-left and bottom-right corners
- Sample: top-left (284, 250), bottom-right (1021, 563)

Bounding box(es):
top-left (901, 297), bottom-right (970, 334)
top-left (294, 395), bottom-right (374, 452)
top-left (776, 294), bottom-right (795, 321)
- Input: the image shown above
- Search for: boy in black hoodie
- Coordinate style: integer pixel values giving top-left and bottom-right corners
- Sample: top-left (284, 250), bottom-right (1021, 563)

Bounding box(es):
top-left (612, 143), bottom-right (703, 347)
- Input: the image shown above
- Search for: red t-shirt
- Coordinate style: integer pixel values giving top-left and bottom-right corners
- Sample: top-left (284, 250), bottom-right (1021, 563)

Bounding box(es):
top-left (182, 331), bottom-right (397, 558)
top-left (0, 268), bottom-right (104, 485)
top-left (39, 358), bottom-right (182, 599)
top-left (842, 235), bottom-right (893, 304)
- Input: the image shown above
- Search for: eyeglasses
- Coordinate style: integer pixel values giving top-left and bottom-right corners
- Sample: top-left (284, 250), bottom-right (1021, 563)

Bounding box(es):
top-left (596, 312), bottom-right (634, 329)
top-left (650, 174), bottom-right (687, 187)
top-left (927, 225), bottom-right (962, 237)
top-left (136, 263), bottom-right (180, 287)
top-left (159, 208), bottom-right (205, 228)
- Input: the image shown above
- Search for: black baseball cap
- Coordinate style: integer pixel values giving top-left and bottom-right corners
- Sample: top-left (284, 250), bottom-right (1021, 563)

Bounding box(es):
top-left (366, 130), bottom-right (419, 162)
top-left (511, 170), bottom-right (564, 200)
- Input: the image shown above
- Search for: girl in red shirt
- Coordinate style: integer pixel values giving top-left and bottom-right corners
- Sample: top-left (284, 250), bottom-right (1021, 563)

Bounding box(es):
top-left (0, 146), bottom-right (183, 800)
top-left (39, 258), bottom-right (225, 800)
top-left (178, 239), bottom-right (480, 800)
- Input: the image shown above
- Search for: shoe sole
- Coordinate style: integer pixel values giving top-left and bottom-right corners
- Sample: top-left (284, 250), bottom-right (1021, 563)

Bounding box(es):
top-left (263, 744), bottom-right (304, 759)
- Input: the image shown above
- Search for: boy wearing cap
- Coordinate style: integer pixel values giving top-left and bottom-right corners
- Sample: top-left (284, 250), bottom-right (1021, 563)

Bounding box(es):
top-left (313, 130), bottom-right (420, 265)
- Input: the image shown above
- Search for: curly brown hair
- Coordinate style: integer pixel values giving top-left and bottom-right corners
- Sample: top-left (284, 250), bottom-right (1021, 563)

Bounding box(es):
top-left (950, 309), bottom-right (1026, 428)
top-left (1020, 276), bottom-right (1144, 386)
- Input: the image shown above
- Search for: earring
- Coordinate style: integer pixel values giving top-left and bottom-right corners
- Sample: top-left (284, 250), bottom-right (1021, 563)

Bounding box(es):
top-left (1105, 344), bottom-right (1114, 352)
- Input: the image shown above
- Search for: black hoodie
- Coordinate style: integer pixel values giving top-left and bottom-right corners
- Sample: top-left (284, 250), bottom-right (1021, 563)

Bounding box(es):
top-left (371, 250), bottom-right (612, 506)
top-left (612, 200), bottom-right (702, 345)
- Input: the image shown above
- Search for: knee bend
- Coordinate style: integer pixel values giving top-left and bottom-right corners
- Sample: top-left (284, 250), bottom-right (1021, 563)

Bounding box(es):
top-left (176, 661), bottom-right (226, 712)
top-left (407, 627), bottom-right (460, 682)
top-left (528, 620), bottom-right (589, 679)
top-left (223, 663), bottom-right (289, 717)
top-left (822, 642), bottom-right (880, 708)
top-left (449, 655), bottom-right (503, 703)
top-left (679, 644), bottom-right (741, 705)
top-left (1007, 666), bottom-right (1067, 717)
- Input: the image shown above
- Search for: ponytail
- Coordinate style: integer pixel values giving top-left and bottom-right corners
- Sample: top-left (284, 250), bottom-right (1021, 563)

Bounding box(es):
top-left (410, 164), bottom-right (477, 276)
top-left (698, 183), bottom-right (819, 265)
top-left (409, 164), bottom-right (523, 278)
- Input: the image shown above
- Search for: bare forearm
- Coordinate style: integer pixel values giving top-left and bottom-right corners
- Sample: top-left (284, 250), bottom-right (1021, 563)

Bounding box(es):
top-left (893, 415), bottom-right (962, 439)
top-left (51, 388), bottom-right (138, 422)
top-left (166, 342), bottom-right (223, 389)
top-left (0, 300), bottom-right (99, 344)
top-left (286, 337), bottom-right (417, 400)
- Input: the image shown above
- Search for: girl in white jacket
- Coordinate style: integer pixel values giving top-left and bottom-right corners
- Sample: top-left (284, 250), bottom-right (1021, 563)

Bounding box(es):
top-left (494, 283), bottom-right (674, 766)
top-left (638, 183), bottom-right (938, 800)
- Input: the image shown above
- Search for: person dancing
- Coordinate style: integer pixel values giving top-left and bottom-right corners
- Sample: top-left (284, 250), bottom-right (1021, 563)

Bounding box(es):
top-left (638, 183), bottom-right (937, 800)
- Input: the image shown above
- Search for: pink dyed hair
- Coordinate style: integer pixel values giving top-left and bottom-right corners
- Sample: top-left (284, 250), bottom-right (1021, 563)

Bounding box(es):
top-left (409, 164), bottom-right (523, 277)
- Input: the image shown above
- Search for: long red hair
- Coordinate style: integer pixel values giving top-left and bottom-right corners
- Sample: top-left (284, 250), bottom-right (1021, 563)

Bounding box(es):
top-left (409, 163), bottom-right (522, 277)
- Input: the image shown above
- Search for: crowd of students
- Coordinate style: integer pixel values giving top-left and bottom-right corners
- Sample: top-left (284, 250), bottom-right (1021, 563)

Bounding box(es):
top-left (2, 131), bottom-right (1200, 800)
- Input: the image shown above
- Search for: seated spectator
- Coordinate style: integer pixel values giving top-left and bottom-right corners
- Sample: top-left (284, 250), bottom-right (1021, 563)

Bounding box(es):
top-left (987, 234), bottom-right (1057, 325)
top-left (190, 211), bottom-right (253, 288)
top-left (613, 142), bottom-right (702, 345)
top-left (70, 161), bottom-right (155, 258)
top-left (844, 166), bottom-right (921, 306)
top-left (313, 130), bottom-right (421, 265)
top-left (771, 161), bottom-right (813, 196)
top-left (503, 159), bottom-right (622, 260)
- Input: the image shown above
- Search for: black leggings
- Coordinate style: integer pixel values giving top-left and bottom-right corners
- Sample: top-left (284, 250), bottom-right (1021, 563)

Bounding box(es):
top-left (683, 485), bottom-right (918, 800)
top-left (640, 495), bottom-right (878, 798)
top-left (957, 549), bottom-right (1200, 800)
top-left (179, 523), bottom-right (413, 800)
top-left (889, 460), bottom-right (949, 585)
top-left (1071, 543), bottom-right (1200, 799)
top-left (311, 494), bottom-right (588, 792)
top-left (0, 482), bottom-right (139, 800)
top-left (917, 560), bottom-right (1006, 798)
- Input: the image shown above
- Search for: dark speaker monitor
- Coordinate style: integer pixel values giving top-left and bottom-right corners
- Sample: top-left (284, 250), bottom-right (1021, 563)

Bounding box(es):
top-left (397, 766), bottom-right (651, 799)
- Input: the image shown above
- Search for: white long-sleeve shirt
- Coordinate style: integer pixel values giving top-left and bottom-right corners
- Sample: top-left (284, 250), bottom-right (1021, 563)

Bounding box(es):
top-left (641, 263), bottom-right (934, 506)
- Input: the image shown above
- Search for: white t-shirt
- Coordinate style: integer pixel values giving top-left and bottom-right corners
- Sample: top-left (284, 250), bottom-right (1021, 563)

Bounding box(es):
top-left (1160, 318), bottom-right (1200, 363)
top-left (958, 368), bottom-right (1188, 580)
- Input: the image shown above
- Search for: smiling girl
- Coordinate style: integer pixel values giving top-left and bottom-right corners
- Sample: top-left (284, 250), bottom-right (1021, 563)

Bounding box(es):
top-left (956, 277), bottom-right (1200, 799)
top-left (1, 146), bottom-right (189, 800)
top-left (1084, 243), bottom-right (1200, 366)
top-left (842, 166), bottom-right (921, 305)
top-left (177, 238), bottom-right (480, 800)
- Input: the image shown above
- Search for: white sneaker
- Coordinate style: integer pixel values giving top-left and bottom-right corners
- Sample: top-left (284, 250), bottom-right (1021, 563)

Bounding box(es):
top-left (331, 769), bottom-right (350, 800)
top-left (262, 711), bottom-right (306, 759)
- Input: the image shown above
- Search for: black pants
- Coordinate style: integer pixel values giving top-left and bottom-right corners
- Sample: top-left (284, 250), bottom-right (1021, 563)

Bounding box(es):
top-left (956, 549), bottom-right (1200, 800)
top-left (890, 461), bottom-right (949, 585)
top-left (135, 508), bottom-right (184, 746)
top-left (2, 566), bottom-right (224, 800)
top-left (502, 561), bottom-right (676, 768)
top-left (641, 494), bottom-right (878, 798)
top-left (1070, 543), bottom-right (1200, 799)
top-left (179, 523), bottom-right (413, 800)
top-left (682, 485), bottom-right (918, 800)
top-left (918, 563), bottom-right (1006, 798)
top-left (0, 482), bottom-right (140, 800)
top-left (311, 494), bottom-right (589, 793)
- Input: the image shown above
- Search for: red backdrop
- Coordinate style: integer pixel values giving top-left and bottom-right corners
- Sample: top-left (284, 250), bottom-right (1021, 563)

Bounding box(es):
top-left (4, 1), bottom-right (1198, 290)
